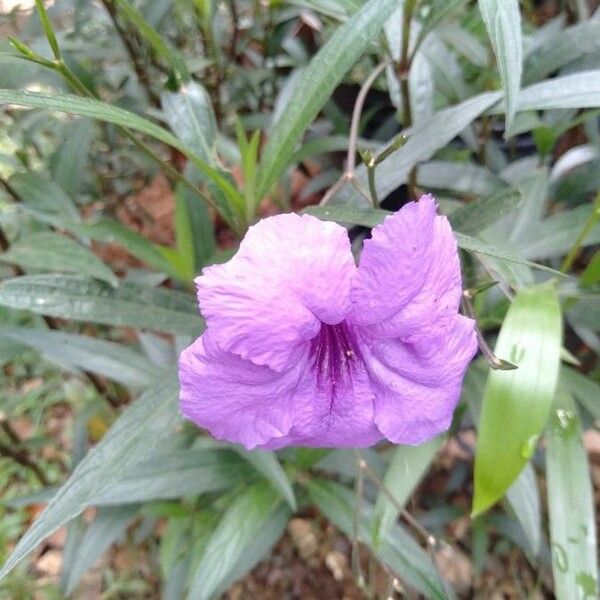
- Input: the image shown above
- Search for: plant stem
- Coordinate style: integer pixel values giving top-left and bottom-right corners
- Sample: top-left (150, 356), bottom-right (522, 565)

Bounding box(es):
top-left (100, 0), bottom-right (161, 108)
top-left (398, 0), bottom-right (418, 197)
top-left (319, 61), bottom-right (388, 206)
top-left (560, 190), bottom-right (600, 273)
top-left (347, 61), bottom-right (389, 173)
top-left (0, 420), bottom-right (49, 486)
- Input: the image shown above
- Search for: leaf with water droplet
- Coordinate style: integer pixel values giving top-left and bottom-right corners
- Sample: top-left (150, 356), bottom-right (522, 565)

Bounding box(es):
top-left (546, 388), bottom-right (598, 599)
top-left (473, 283), bottom-right (562, 517)
top-left (520, 434), bottom-right (539, 459)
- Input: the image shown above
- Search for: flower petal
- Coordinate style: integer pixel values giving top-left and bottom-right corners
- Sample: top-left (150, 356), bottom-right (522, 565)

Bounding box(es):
top-left (266, 328), bottom-right (382, 449)
top-left (179, 332), bottom-right (302, 449)
top-left (196, 213), bottom-right (355, 371)
top-left (351, 195), bottom-right (462, 338)
top-left (366, 315), bottom-right (477, 444)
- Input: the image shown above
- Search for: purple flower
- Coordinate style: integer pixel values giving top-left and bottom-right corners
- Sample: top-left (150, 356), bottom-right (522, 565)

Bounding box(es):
top-left (179, 195), bottom-right (477, 450)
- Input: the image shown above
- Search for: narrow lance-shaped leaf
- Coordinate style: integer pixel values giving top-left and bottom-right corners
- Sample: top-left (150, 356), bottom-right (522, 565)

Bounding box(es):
top-left (371, 435), bottom-right (443, 546)
top-left (187, 483), bottom-right (286, 600)
top-left (114, 0), bottom-right (190, 82)
top-left (0, 328), bottom-right (159, 388)
top-left (256, 0), bottom-right (401, 199)
top-left (235, 448), bottom-right (297, 511)
top-left (0, 275), bottom-right (203, 335)
top-left (0, 375), bottom-right (180, 581)
top-left (478, 0), bottom-right (522, 135)
top-left (0, 232), bottom-right (118, 287)
top-left (63, 505), bottom-right (139, 596)
top-left (546, 388), bottom-right (598, 599)
top-left (473, 284), bottom-right (562, 516)
top-left (0, 89), bottom-right (238, 228)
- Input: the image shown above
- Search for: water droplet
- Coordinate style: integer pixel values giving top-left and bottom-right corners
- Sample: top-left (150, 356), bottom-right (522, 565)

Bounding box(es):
top-left (555, 409), bottom-right (577, 437)
top-left (35, 298), bottom-right (46, 305)
top-left (509, 342), bottom-right (525, 364)
top-left (552, 543), bottom-right (569, 572)
top-left (521, 434), bottom-right (539, 459)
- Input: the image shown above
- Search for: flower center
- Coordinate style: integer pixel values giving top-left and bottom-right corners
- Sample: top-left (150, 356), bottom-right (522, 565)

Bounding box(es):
top-left (309, 321), bottom-right (362, 397)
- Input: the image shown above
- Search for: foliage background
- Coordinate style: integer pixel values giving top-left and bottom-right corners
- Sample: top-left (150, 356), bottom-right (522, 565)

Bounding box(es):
top-left (0, 0), bottom-right (599, 598)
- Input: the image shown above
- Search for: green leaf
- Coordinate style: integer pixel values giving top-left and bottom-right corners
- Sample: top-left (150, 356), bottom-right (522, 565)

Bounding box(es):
top-left (546, 390), bottom-right (598, 599)
top-left (489, 71), bottom-right (600, 114)
top-left (473, 284), bottom-right (562, 516)
top-left (0, 89), bottom-right (182, 148)
top-left (339, 91), bottom-right (502, 203)
top-left (518, 204), bottom-right (600, 260)
top-left (115, 0), bottom-right (190, 82)
top-left (213, 503), bottom-right (291, 598)
top-left (63, 505), bottom-right (139, 595)
top-left (448, 189), bottom-right (522, 236)
top-left (0, 232), bottom-right (118, 287)
top-left (161, 82), bottom-right (216, 163)
top-left (524, 19), bottom-right (600, 84)
top-left (9, 171), bottom-right (80, 223)
top-left (34, 0), bottom-right (61, 59)
top-left (94, 449), bottom-right (247, 505)
top-left (417, 160), bottom-right (507, 197)
top-left (50, 119), bottom-right (95, 197)
top-left (235, 448), bottom-right (297, 511)
top-left (307, 479), bottom-right (452, 600)
top-left (478, 0), bottom-right (522, 134)
top-left (0, 375), bottom-right (180, 581)
top-left (371, 436), bottom-right (443, 547)
top-left (187, 483), bottom-right (286, 600)
top-left (0, 275), bottom-right (203, 335)
top-left (256, 0), bottom-right (401, 199)
top-left (0, 90), bottom-right (233, 224)
top-left (65, 218), bottom-right (176, 276)
top-left (0, 328), bottom-right (159, 388)
top-left (562, 366), bottom-right (600, 420)
top-left (504, 464), bottom-right (541, 558)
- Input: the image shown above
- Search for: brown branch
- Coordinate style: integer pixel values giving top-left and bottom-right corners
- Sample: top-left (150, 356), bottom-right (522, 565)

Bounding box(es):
top-left (100, 0), bottom-right (161, 108)
top-left (0, 419), bottom-right (49, 486)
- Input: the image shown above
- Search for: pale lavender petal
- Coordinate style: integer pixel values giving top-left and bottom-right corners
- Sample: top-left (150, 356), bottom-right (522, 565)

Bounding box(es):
top-left (196, 213), bottom-right (355, 372)
top-left (179, 332), bottom-right (303, 449)
top-left (365, 315), bottom-right (478, 444)
top-left (350, 195), bottom-right (462, 338)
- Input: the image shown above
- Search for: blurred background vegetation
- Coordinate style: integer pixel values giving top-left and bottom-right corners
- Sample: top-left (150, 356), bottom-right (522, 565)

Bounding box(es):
top-left (0, 0), bottom-right (599, 598)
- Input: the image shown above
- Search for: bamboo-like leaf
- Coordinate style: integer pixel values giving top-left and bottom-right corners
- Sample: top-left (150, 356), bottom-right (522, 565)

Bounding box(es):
top-left (0, 375), bottom-right (180, 581)
top-left (546, 390), bottom-right (598, 599)
top-left (0, 232), bottom-right (118, 287)
top-left (63, 505), bottom-right (139, 595)
top-left (0, 89), bottom-right (237, 225)
top-left (0, 275), bottom-right (203, 335)
top-left (524, 19), bottom-right (600, 84)
top-left (256, 0), bottom-right (400, 199)
top-left (115, 0), bottom-right (189, 82)
top-left (478, 0), bottom-right (522, 134)
top-left (371, 436), bottom-right (443, 546)
top-left (0, 328), bottom-right (159, 388)
top-left (65, 218), bottom-right (176, 276)
top-left (235, 448), bottom-right (297, 511)
top-left (187, 483), bottom-right (286, 600)
top-left (473, 284), bottom-right (562, 516)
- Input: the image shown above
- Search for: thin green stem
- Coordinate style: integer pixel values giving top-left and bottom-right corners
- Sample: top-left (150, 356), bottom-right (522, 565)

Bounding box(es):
top-left (398, 0), bottom-right (418, 197)
top-left (560, 191), bottom-right (600, 273)
top-left (366, 161), bottom-right (378, 207)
